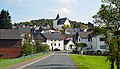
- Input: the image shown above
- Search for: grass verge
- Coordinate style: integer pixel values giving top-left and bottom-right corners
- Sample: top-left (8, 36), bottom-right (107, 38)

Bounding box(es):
top-left (70, 54), bottom-right (111, 69)
top-left (0, 52), bottom-right (50, 68)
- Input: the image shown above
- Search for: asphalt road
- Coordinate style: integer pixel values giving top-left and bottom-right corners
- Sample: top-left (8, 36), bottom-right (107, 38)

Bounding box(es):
top-left (23, 51), bottom-right (77, 69)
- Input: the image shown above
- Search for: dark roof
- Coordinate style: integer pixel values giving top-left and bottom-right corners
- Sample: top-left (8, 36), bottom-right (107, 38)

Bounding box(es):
top-left (42, 33), bottom-right (64, 40)
top-left (78, 32), bottom-right (92, 39)
top-left (65, 28), bottom-right (80, 35)
top-left (56, 14), bottom-right (60, 20)
top-left (33, 33), bottom-right (45, 41)
top-left (18, 28), bottom-right (31, 33)
top-left (64, 40), bottom-right (70, 45)
top-left (0, 29), bottom-right (21, 39)
top-left (57, 18), bottom-right (67, 25)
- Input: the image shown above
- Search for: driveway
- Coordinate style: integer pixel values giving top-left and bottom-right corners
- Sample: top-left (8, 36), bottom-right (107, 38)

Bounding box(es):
top-left (23, 51), bottom-right (77, 69)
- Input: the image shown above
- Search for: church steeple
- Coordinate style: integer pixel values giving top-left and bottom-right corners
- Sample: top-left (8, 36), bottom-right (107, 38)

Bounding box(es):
top-left (56, 13), bottom-right (59, 20)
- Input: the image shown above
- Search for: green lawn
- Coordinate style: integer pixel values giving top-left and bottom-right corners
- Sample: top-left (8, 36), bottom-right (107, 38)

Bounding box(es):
top-left (70, 54), bottom-right (113, 69)
top-left (0, 53), bottom-right (48, 68)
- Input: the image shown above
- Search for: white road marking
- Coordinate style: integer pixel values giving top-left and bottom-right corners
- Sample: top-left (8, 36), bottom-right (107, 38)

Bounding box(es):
top-left (17, 52), bottom-right (55, 69)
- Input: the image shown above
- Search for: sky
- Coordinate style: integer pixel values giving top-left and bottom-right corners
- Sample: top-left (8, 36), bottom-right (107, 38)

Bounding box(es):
top-left (0, 0), bottom-right (102, 23)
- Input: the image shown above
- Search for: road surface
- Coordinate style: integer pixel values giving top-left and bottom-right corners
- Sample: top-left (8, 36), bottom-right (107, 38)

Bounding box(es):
top-left (23, 51), bottom-right (77, 69)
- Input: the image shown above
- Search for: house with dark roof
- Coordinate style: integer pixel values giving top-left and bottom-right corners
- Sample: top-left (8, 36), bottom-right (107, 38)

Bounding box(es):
top-left (64, 40), bottom-right (75, 50)
top-left (77, 32), bottom-right (92, 50)
top-left (0, 29), bottom-right (22, 58)
top-left (53, 14), bottom-right (71, 30)
top-left (41, 33), bottom-right (65, 50)
top-left (33, 32), bottom-right (73, 50)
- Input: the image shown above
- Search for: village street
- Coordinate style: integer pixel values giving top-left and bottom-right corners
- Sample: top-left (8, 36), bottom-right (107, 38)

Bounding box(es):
top-left (22, 51), bottom-right (77, 69)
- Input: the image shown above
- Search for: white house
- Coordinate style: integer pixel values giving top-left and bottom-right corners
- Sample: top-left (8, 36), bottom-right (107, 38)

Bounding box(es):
top-left (53, 14), bottom-right (71, 30)
top-left (41, 33), bottom-right (65, 50)
top-left (88, 34), bottom-right (108, 53)
top-left (77, 32), bottom-right (92, 48)
top-left (64, 40), bottom-right (75, 50)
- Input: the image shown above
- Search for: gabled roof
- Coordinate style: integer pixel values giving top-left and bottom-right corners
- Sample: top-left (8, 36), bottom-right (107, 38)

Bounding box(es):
top-left (18, 27), bottom-right (31, 33)
top-left (42, 33), bottom-right (64, 40)
top-left (0, 29), bottom-right (21, 39)
top-left (64, 40), bottom-right (70, 45)
top-left (78, 32), bottom-right (92, 39)
top-left (57, 18), bottom-right (67, 25)
top-left (56, 14), bottom-right (60, 20)
top-left (33, 33), bottom-right (45, 41)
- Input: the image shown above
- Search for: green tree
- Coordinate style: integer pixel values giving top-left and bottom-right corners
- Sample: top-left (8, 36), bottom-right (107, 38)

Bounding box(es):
top-left (93, 0), bottom-right (120, 69)
top-left (61, 24), bottom-right (71, 34)
top-left (35, 40), bottom-right (43, 53)
top-left (21, 33), bottom-right (32, 56)
top-left (35, 40), bottom-right (49, 53)
top-left (0, 9), bottom-right (12, 29)
top-left (76, 43), bottom-right (87, 51)
top-left (21, 42), bottom-right (32, 56)
top-left (42, 44), bottom-right (49, 53)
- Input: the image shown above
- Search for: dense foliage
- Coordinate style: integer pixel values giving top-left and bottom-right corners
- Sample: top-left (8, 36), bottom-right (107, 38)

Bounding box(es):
top-left (21, 34), bottom-right (49, 56)
top-left (0, 9), bottom-right (12, 29)
top-left (93, 0), bottom-right (120, 69)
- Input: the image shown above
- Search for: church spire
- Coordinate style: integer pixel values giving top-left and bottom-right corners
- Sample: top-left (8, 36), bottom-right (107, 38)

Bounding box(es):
top-left (56, 13), bottom-right (59, 20)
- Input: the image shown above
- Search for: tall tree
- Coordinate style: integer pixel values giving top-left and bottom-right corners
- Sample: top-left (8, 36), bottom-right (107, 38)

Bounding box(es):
top-left (0, 9), bottom-right (12, 29)
top-left (93, 0), bottom-right (120, 69)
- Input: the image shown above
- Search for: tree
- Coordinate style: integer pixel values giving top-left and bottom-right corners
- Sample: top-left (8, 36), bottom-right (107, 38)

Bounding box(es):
top-left (35, 40), bottom-right (43, 53)
top-left (93, 0), bottom-right (120, 69)
top-left (21, 42), bottom-right (32, 56)
top-left (35, 40), bottom-right (49, 53)
top-left (76, 43), bottom-right (87, 51)
top-left (61, 24), bottom-right (71, 34)
top-left (21, 33), bottom-right (33, 56)
top-left (42, 44), bottom-right (49, 53)
top-left (0, 9), bottom-right (12, 29)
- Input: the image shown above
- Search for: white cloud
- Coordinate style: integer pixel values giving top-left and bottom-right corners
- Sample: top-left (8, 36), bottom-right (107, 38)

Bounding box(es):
top-left (50, 0), bottom-right (79, 17)
top-left (52, 0), bottom-right (79, 7)
top-left (50, 8), bottom-right (72, 17)
top-left (6, 0), bottom-right (22, 4)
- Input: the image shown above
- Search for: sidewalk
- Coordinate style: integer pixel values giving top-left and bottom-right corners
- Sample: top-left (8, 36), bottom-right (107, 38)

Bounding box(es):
top-left (1, 52), bottom-right (54, 69)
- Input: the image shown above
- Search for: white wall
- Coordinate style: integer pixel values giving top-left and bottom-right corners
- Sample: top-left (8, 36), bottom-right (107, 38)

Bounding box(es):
top-left (46, 39), bottom-right (64, 50)
top-left (64, 19), bottom-right (70, 25)
top-left (65, 40), bottom-right (75, 50)
top-left (91, 35), bottom-right (108, 52)
top-left (77, 36), bottom-right (90, 49)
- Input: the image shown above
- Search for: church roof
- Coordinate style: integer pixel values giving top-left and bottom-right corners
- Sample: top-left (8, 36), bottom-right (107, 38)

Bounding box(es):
top-left (57, 18), bottom-right (67, 25)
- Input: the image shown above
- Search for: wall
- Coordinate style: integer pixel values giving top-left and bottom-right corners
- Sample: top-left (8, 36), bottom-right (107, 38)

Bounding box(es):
top-left (46, 39), bottom-right (64, 50)
top-left (65, 40), bottom-right (75, 50)
top-left (0, 47), bottom-right (21, 58)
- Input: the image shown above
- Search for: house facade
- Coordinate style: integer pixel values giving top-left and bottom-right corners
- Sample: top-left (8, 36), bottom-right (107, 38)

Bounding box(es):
top-left (0, 29), bottom-right (22, 58)
top-left (64, 40), bottom-right (75, 50)
top-left (78, 32), bottom-right (92, 47)
top-left (88, 35), bottom-right (108, 53)
top-left (34, 33), bottom-right (65, 50)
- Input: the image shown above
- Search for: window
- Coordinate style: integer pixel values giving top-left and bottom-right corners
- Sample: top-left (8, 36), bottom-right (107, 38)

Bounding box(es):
top-left (91, 45), bottom-right (92, 49)
top-left (100, 38), bottom-right (105, 41)
top-left (59, 43), bottom-right (60, 46)
top-left (88, 37), bottom-right (92, 42)
top-left (100, 45), bottom-right (106, 49)
top-left (79, 38), bottom-right (80, 41)
top-left (54, 43), bottom-right (56, 46)
top-left (51, 43), bottom-right (53, 46)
